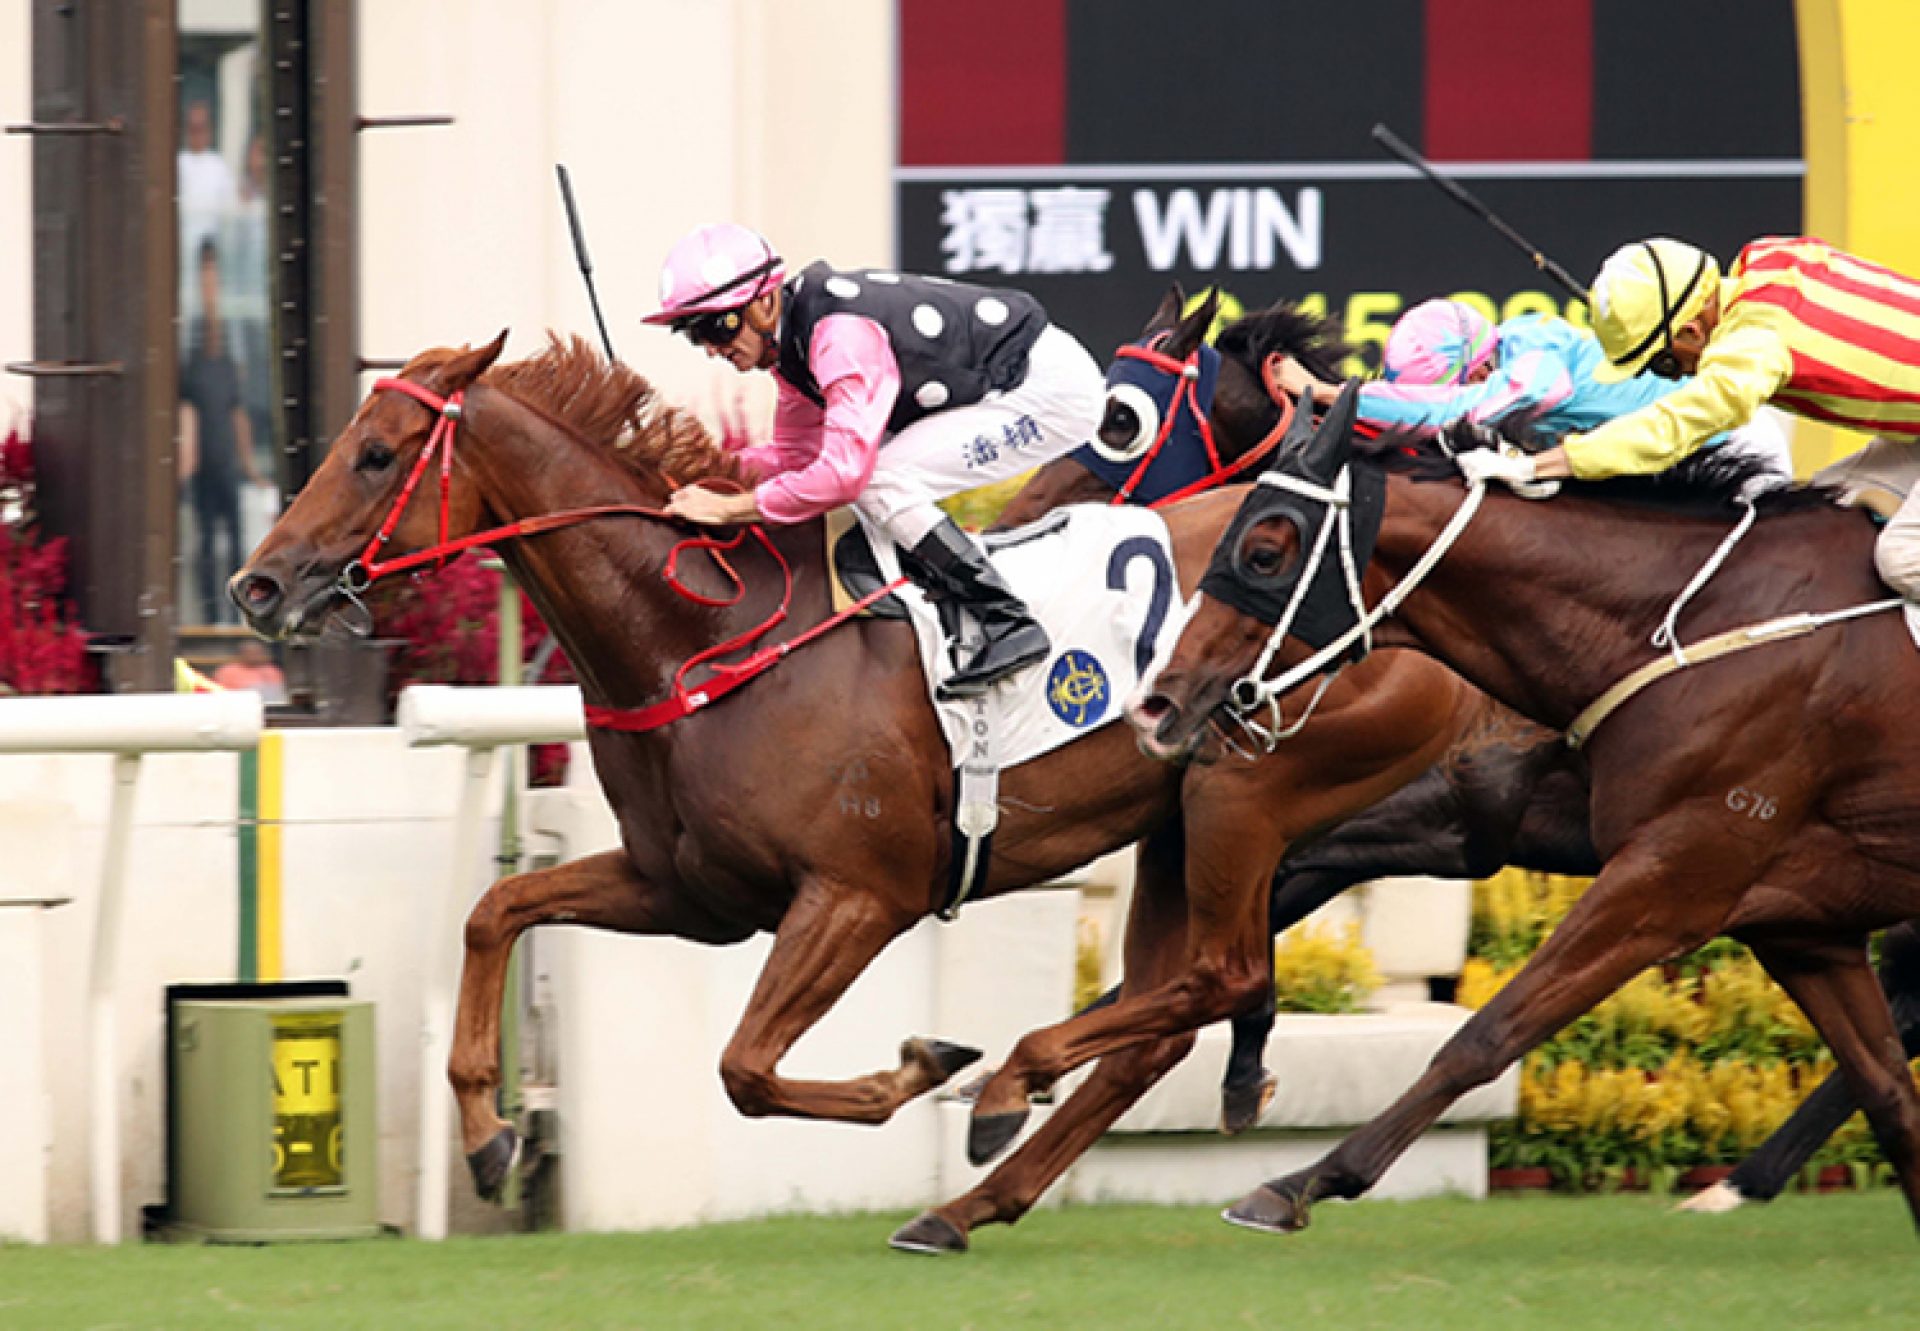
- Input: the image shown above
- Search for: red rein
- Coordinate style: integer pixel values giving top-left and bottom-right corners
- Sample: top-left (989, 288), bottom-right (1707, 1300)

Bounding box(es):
top-left (356, 377), bottom-right (897, 733)
top-left (1107, 344), bottom-right (1297, 509)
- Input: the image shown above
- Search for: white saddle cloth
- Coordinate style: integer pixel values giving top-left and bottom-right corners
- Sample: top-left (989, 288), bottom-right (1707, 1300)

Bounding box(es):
top-left (857, 505), bottom-right (1186, 771)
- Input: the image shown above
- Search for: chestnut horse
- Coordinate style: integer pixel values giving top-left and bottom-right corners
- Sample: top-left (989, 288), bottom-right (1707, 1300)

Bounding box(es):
top-left (229, 333), bottom-right (1471, 1252)
top-left (1129, 407), bottom-right (1920, 1233)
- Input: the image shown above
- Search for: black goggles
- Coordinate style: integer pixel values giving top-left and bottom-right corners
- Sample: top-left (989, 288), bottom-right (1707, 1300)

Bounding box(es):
top-left (673, 306), bottom-right (747, 349)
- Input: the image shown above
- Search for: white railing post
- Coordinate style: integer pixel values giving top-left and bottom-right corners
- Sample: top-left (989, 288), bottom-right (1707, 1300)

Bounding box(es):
top-left (397, 685), bottom-right (584, 1240)
top-left (0, 692), bottom-right (264, 1244)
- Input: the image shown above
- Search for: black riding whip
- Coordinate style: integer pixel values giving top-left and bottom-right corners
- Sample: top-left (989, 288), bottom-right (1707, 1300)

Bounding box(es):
top-left (1370, 123), bottom-right (1590, 304)
top-left (555, 163), bottom-right (619, 362)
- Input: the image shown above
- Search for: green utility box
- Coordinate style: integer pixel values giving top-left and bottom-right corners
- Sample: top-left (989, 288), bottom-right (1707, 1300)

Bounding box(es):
top-left (165, 983), bottom-right (381, 1241)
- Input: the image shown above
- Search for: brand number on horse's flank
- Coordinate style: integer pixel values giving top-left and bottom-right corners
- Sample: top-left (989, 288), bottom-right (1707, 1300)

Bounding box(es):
top-left (1726, 787), bottom-right (1777, 820)
top-left (837, 760), bottom-right (882, 819)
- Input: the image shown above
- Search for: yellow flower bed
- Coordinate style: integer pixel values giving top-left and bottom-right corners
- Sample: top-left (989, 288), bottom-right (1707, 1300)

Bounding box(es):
top-left (1466, 869), bottom-right (1885, 1185)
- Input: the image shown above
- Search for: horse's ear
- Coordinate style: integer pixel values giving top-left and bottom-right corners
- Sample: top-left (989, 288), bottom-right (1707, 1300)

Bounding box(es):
top-left (1141, 284), bottom-right (1186, 340)
top-left (1163, 288), bottom-right (1220, 360)
top-left (441, 330), bottom-right (510, 391)
top-left (1298, 380), bottom-right (1360, 485)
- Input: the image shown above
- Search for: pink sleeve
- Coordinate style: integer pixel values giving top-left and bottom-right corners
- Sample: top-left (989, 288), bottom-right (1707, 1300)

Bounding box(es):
top-left (752, 314), bottom-right (901, 524)
top-left (731, 379), bottom-right (822, 481)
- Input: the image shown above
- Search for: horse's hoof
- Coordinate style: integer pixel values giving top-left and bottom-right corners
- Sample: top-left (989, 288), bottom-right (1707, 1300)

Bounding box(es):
top-left (1221, 1183), bottom-right (1308, 1234)
top-left (913, 1038), bottom-right (984, 1084)
top-left (467, 1126), bottom-right (521, 1203)
top-left (967, 1107), bottom-right (1031, 1166)
top-left (888, 1210), bottom-right (970, 1254)
top-left (949, 1065), bottom-right (998, 1104)
top-left (1675, 1180), bottom-right (1747, 1214)
top-left (1220, 1071), bottom-right (1278, 1136)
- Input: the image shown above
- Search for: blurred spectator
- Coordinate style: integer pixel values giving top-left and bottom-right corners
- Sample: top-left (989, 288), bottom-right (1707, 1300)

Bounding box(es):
top-left (225, 131), bottom-right (274, 472)
top-left (177, 98), bottom-right (233, 268)
top-left (179, 238), bottom-right (267, 623)
top-left (213, 638), bottom-right (288, 702)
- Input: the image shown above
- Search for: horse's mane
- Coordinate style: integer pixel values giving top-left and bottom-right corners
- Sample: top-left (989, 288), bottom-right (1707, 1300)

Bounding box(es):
top-left (1353, 426), bottom-right (1838, 518)
top-left (1215, 301), bottom-right (1356, 381)
top-left (484, 334), bottom-right (746, 489)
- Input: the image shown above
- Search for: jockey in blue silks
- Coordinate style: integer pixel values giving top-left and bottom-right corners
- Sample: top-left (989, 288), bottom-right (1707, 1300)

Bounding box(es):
top-left (1275, 297), bottom-right (1795, 479)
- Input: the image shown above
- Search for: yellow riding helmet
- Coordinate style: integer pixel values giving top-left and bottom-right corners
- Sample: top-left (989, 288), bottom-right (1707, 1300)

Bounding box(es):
top-left (1588, 238), bottom-right (1721, 382)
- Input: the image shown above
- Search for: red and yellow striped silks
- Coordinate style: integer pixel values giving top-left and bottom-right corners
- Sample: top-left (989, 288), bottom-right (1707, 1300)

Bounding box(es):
top-left (1730, 237), bottom-right (1920, 436)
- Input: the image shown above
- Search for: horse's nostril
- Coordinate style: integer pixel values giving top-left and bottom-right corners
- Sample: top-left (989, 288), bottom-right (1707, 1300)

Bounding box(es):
top-left (230, 570), bottom-right (283, 615)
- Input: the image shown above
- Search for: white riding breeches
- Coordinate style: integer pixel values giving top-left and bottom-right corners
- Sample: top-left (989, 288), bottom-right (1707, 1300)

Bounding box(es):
top-left (855, 323), bottom-right (1104, 549)
top-left (1808, 434), bottom-right (1920, 598)
top-left (1878, 462), bottom-right (1920, 599)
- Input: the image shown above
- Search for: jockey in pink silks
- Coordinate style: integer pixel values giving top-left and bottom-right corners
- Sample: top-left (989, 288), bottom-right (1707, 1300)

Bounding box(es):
top-left (646, 222), bottom-right (1104, 699)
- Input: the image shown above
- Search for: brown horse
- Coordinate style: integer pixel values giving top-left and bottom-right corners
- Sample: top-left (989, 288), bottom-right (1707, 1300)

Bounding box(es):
top-left (1129, 406), bottom-right (1920, 1233)
top-left (227, 333), bottom-right (1476, 1252)
top-left (1064, 292), bottom-right (1920, 1206)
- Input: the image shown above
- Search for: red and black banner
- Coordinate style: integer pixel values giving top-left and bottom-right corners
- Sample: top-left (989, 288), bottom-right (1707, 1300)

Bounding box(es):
top-left (897, 0), bottom-right (1802, 369)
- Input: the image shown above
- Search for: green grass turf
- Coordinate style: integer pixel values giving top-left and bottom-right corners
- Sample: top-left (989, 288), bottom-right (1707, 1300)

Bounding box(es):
top-left (4, 1193), bottom-right (1916, 1331)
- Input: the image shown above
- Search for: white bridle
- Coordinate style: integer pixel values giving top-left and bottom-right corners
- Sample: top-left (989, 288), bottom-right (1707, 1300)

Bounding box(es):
top-left (1226, 467), bottom-right (1489, 746)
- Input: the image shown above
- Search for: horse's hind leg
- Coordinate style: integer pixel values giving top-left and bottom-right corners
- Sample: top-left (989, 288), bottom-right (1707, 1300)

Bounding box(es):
top-left (717, 876), bottom-right (977, 1123)
top-left (1751, 936), bottom-right (1920, 1230)
top-left (1225, 844), bottom-right (1724, 1233)
top-left (1689, 922), bottom-right (1920, 1211)
top-left (450, 850), bottom-right (746, 1199)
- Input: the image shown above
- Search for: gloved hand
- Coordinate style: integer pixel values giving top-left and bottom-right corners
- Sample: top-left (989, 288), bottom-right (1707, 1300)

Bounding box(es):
top-left (1456, 446), bottom-right (1561, 500)
top-left (1443, 417), bottom-right (1505, 455)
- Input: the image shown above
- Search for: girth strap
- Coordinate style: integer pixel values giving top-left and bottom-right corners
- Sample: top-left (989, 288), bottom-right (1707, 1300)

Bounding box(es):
top-left (1566, 598), bottom-right (1903, 748)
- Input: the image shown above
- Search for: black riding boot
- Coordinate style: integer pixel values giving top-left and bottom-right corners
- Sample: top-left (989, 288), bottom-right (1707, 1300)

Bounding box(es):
top-left (901, 518), bottom-right (1051, 700)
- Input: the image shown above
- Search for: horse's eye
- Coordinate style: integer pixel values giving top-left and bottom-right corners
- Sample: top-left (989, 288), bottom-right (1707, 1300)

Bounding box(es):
top-left (1245, 544), bottom-right (1285, 578)
top-left (1090, 383), bottom-right (1162, 463)
top-left (358, 441), bottom-right (396, 474)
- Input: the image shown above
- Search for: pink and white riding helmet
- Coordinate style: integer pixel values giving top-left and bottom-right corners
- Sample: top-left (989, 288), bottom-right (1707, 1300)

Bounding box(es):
top-left (642, 222), bottom-right (786, 325)
top-left (1382, 298), bottom-right (1499, 387)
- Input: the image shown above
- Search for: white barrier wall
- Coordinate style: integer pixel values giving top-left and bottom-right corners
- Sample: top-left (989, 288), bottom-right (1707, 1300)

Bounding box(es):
top-left (6, 730), bottom-right (490, 1242)
top-left (2, 717), bottom-right (1507, 1244)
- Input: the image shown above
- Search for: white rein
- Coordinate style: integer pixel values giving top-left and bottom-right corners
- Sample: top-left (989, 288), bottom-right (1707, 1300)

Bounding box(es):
top-left (1228, 469), bottom-right (1488, 740)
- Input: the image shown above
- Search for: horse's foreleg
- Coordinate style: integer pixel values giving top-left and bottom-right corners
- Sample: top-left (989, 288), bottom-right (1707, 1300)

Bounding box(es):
top-left (449, 850), bottom-right (738, 1194)
top-left (892, 1034), bottom-right (1196, 1253)
top-left (1751, 937), bottom-right (1920, 1231)
top-left (1224, 846), bottom-right (1725, 1233)
top-left (966, 824), bottom-right (1275, 1163)
top-left (894, 844), bottom-right (1196, 1253)
top-left (716, 878), bottom-right (968, 1123)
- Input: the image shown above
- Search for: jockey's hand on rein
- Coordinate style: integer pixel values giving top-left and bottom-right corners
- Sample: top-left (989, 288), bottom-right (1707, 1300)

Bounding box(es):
top-left (1454, 442), bottom-right (1562, 501)
top-left (665, 483), bottom-right (762, 526)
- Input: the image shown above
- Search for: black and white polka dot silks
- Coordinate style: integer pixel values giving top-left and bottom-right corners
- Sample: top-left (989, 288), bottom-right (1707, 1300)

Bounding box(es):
top-left (775, 261), bottom-right (1047, 435)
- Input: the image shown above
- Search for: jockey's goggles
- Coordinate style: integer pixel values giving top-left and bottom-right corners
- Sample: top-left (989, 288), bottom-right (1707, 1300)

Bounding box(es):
top-left (673, 306), bottom-right (749, 349)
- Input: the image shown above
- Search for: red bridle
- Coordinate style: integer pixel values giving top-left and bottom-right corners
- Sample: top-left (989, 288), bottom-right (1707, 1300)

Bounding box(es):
top-left (341, 375), bottom-right (898, 732)
top-left (1106, 343), bottom-right (1298, 509)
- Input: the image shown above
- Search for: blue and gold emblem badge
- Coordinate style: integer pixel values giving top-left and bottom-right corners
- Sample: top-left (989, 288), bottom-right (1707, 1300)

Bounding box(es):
top-left (1046, 649), bottom-right (1110, 728)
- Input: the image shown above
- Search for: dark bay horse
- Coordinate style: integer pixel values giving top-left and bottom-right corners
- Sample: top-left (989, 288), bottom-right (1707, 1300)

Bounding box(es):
top-left (228, 333), bottom-right (1472, 1252)
top-left (1047, 289), bottom-right (1920, 1205)
top-left (1129, 408), bottom-right (1920, 1233)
